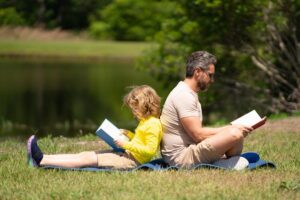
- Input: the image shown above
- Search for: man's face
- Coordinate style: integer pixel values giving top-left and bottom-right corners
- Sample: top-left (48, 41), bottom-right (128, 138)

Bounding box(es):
top-left (196, 64), bottom-right (215, 92)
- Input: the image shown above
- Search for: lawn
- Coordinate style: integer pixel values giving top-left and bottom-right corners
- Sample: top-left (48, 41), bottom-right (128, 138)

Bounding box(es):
top-left (0, 117), bottom-right (299, 199)
top-left (0, 38), bottom-right (152, 60)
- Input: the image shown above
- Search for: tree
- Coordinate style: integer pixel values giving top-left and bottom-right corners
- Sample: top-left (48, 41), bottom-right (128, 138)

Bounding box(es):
top-left (89, 0), bottom-right (176, 41)
top-left (250, 0), bottom-right (300, 113)
top-left (0, 7), bottom-right (24, 26)
top-left (139, 0), bottom-right (299, 121)
top-left (0, 0), bottom-right (111, 29)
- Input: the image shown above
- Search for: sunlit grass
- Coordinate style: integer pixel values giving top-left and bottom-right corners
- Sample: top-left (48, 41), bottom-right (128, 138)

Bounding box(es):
top-left (0, 38), bottom-right (152, 59)
top-left (0, 118), bottom-right (299, 199)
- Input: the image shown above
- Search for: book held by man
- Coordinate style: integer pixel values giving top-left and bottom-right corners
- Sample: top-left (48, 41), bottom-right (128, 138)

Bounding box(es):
top-left (231, 110), bottom-right (267, 129)
top-left (96, 119), bottom-right (129, 152)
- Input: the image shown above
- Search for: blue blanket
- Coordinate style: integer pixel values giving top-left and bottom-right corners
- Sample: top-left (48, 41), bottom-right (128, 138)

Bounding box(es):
top-left (41, 152), bottom-right (276, 172)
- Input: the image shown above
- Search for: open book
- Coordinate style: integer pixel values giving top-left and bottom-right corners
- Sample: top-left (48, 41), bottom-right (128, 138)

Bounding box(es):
top-left (96, 119), bottom-right (129, 152)
top-left (231, 110), bottom-right (267, 129)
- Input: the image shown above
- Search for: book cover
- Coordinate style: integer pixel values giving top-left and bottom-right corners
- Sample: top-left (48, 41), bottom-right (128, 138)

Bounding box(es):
top-left (96, 119), bottom-right (129, 152)
top-left (231, 110), bottom-right (267, 129)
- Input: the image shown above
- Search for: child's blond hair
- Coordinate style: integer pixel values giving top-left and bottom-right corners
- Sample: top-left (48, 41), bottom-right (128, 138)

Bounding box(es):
top-left (123, 85), bottom-right (161, 119)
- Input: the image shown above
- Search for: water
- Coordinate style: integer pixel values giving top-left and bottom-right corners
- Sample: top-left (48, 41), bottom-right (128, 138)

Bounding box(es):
top-left (0, 57), bottom-right (168, 137)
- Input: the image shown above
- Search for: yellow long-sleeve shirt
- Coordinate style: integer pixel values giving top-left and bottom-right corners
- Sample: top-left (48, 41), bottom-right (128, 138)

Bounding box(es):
top-left (123, 116), bottom-right (163, 164)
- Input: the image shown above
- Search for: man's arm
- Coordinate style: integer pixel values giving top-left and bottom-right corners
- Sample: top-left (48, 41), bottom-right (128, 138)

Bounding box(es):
top-left (180, 116), bottom-right (230, 142)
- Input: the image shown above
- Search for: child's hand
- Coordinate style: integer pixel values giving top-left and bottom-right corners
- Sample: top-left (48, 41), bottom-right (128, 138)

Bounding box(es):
top-left (115, 139), bottom-right (126, 148)
top-left (120, 129), bottom-right (130, 137)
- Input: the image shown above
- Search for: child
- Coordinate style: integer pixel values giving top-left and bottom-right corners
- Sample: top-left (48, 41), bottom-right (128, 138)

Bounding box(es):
top-left (27, 85), bottom-right (163, 169)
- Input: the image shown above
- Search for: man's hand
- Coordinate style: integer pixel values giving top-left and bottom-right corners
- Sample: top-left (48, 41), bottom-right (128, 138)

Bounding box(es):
top-left (232, 124), bottom-right (253, 137)
top-left (115, 139), bottom-right (126, 148)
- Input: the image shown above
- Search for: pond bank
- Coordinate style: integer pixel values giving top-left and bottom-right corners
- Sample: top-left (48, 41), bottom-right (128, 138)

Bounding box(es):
top-left (0, 38), bottom-right (152, 60)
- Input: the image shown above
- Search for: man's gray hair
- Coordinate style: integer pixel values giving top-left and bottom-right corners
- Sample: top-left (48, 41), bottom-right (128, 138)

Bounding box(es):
top-left (186, 51), bottom-right (217, 77)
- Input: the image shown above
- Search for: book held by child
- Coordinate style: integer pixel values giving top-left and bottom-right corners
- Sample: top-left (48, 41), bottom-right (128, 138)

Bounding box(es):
top-left (96, 119), bottom-right (129, 152)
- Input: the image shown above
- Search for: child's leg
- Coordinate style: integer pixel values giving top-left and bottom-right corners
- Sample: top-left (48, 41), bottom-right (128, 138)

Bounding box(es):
top-left (27, 135), bottom-right (98, 168)
top-left (96, 152), bottom-right (139, 169)
top-left (40, 151), bottom-right (98, 168)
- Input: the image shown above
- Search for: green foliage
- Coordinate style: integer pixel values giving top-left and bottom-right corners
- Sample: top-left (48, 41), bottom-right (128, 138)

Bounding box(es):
top-left (88, 21), bottom-right (111, 39)
top-left (0, 7), bottom-right (24, 26)
top-left (139, 0), bottom-right (299, 119)
top-left (269, 110), bottom-right (300, 120)
top-left (269, 112), bottom-right (290, 120)
top-left (140, 0), bottom-right (267, 83)
top-left (0, 0), bottom-right (112, 29)
top-left (89, 0), bottom-right (176, 41)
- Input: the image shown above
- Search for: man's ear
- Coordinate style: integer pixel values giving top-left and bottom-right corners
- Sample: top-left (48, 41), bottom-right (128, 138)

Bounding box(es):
top-left (194, 68), bottom-right (200, 77)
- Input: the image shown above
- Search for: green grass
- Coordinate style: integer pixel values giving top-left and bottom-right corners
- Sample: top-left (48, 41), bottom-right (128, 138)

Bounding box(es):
top-left (269, 111), bottom-right (300, 120)
top-left (1, 119), bottom-right (299, 200)
top-left (0, 38), bottom-right (152, 59)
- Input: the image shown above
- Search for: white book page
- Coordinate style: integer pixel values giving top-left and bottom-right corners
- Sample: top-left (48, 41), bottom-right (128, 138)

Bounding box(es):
top-left (231, 110), bottom-right (262, 127)
top-left (97, 119), bottom-right (129, 141)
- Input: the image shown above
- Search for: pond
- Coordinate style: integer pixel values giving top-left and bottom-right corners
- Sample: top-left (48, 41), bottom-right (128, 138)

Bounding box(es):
top-left (0, 57), bottom-right (169, 137)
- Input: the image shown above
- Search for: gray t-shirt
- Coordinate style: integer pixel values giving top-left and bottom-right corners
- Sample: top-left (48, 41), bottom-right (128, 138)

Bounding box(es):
top-left (160, 81), bottom-right (202, 165)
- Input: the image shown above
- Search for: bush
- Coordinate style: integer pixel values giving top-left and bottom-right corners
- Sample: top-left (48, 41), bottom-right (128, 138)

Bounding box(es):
top-left (89, 0), bottom-right (175, 41)
top-left (0, 7), bottom-right (24, 26)
top-left (88, 21), bottom-right (111, 40)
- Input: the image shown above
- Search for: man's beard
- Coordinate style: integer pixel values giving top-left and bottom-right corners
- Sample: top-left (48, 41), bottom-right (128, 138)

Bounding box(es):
top-left (197, 79), bottom-right (209, 91)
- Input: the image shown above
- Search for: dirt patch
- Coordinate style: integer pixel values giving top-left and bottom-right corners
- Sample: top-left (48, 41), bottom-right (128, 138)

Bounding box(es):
top-left (259, 116), bottom-right (300, 133)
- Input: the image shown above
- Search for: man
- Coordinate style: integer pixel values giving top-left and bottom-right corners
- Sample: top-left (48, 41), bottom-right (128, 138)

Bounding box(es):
top-left (160, 50), bottom-right (253, 168)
